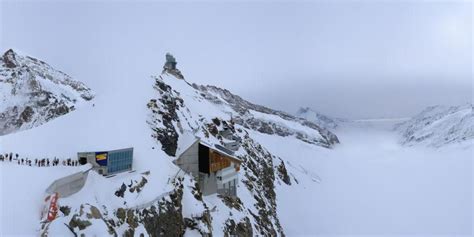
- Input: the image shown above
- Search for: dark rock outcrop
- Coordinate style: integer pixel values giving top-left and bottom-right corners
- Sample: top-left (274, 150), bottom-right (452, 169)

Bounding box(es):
top-left (147, 78), bottom-right (184, 156)
top-left (276, 160), bottom-right (291, 185)
top-left (224, 217), bottom-right (253, 237)
top-left (3, 49), bottom-right (18, 68)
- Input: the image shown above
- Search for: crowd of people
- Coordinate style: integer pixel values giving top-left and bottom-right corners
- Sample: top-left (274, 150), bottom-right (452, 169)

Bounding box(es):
top-left (0, 153), bottom-right (81, 167)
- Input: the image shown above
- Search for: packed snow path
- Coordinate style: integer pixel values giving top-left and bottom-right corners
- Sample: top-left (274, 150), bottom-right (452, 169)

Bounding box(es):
top-left (252, 119), bottom-right (472, 236)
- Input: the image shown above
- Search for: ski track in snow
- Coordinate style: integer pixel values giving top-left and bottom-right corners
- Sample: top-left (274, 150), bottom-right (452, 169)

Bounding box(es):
top-left (252, 120), bottom-right (472, 236)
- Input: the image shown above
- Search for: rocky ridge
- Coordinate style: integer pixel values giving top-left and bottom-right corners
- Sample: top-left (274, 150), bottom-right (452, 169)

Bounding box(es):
top-left (0, 49), bottom-right (94, 135)
top-left (33, 53), bottom-right (339, 236)
top-left (295, 107), bottom-right (340, 130)
top-left (396, 104), bottom-right (473, 147)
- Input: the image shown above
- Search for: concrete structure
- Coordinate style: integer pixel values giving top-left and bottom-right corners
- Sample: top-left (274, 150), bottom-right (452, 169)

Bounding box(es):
top-left (174, 139), bottom-right (242, 196)
top-left (78, 148), bottom-right (133, 176)
top-left (45, 170), bottom-right (89, 198)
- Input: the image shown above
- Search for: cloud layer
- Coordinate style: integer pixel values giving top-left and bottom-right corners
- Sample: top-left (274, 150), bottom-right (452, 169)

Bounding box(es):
top-left (2, 1), bottom-right (471, 119)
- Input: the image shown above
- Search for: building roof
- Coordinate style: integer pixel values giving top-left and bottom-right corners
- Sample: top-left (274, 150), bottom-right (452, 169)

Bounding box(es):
top-left (176, 137), bottom-right (242, 164)
top-left (200, 140), bottom-right (242, 164)
top-left (45, 169), bottom-right (91, 197)
top-left (77, 147), bottom-right (133, 154)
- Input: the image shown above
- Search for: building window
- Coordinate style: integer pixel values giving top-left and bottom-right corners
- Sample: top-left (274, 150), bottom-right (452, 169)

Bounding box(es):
top-left (107, 150), bottom-right (132, 174)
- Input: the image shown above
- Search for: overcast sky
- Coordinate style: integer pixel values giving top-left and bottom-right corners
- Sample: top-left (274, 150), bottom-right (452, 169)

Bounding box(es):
top-left (1, 1), bottom-right (472, 119)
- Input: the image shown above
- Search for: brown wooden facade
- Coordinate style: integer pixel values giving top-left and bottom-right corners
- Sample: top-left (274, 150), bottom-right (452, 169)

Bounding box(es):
top-left (209, 150), bottom-right (231, 172)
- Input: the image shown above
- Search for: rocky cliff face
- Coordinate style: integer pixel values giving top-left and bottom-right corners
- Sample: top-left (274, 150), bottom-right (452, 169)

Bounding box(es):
top-left (145, 69), bottom-right (339, 235)
top-left (146, 77), bottom-right (277, 235)
top-left (0, 49), bottom-right (94, 135)
top-left (395, 104), bottom-right (473, 147)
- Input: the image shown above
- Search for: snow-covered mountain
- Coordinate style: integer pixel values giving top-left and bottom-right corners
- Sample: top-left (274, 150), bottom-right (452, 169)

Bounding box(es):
top-left (295, 107), bottom-right (340, 130)
top-left (0, 49), bottom-right (94, 135)
top-left (193, 86), bottom-right (340, 148)
top-left (1, 53), bottom-right (471, 236)
top-left (395, 104), bottom-right (473, 147)
top-left (0, 54), bottom-right (339, 236)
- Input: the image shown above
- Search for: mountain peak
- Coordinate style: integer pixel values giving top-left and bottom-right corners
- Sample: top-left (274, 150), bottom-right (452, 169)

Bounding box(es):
top-left (0, 49), bottom-right (94, 135)
top-left (3, 49), bottom-right (19, 68)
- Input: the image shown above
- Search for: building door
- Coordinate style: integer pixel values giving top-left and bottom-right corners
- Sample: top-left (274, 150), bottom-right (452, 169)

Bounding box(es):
top-left (79, 157), bottom-right (87, 165)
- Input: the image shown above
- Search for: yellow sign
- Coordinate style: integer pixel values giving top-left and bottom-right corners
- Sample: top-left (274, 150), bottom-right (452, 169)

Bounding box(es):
top-left (96, 153), bottom-right (107, 161)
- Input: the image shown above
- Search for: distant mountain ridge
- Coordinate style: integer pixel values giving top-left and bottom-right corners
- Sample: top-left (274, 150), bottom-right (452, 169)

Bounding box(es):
top-left (0, 49), bottom-right (94, 135)
top-left (395, 104), bottom-right (473, 147)
top-left (194, 86), bottom-right (340, 148)
top-left (295, 107), bottom-right (340, 130)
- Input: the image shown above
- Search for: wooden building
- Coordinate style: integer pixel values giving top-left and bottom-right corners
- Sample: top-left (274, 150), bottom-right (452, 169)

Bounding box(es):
top-left (174, 139), bottom-right (242, 196)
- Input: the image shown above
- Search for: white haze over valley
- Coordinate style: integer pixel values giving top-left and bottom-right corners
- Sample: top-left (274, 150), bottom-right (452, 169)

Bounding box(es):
top-left (256, 121), bottom-right (471, 235)
top-left (0, 1), bottom-right (472, 237)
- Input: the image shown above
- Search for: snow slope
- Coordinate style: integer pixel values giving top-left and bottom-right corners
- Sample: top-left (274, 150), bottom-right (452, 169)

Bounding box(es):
top-left (1, 51), bottom-right (471, 236)
top-left (0, 49), bottom-right (94, 135)
top-left (0, 56), bottom-right (338, 236)
top-left (45, 110), bottom-right (471, 236)
top-left (396, 104), bottom-right (473, 147)
top-left (0, 65), bottom-right (178, 236)
top-left (0, 163), bottom-right (90, 236)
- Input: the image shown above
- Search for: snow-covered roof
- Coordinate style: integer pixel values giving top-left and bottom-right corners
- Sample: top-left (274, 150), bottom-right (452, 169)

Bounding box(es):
top-left (200, 140), bottom-right (242, 164)
top-left (77, 147), bottom-right (134, 154)
top-left (176, 137), bottom-right (242, 164)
